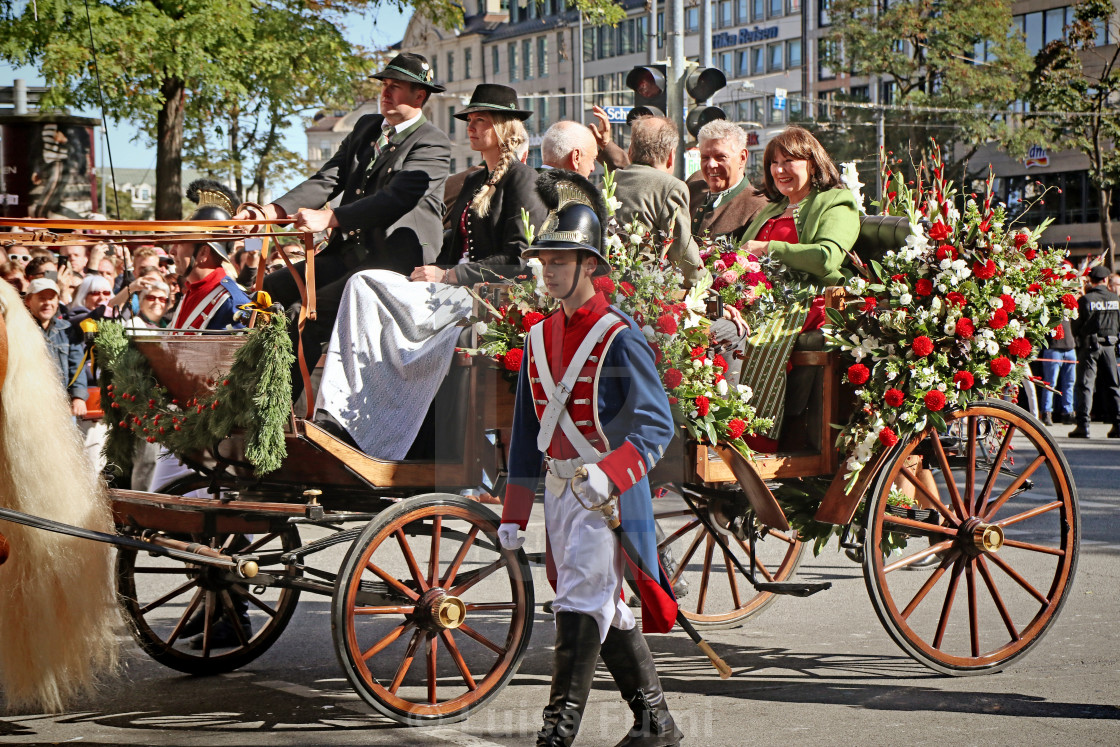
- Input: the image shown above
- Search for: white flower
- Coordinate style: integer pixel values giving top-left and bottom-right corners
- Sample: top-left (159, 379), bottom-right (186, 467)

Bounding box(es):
top-left (944, 319), bottom-right (957, 335)
top-left (607, 196), bottom-right (622, 214)
top-left (886, 369), bottom-right (898, 381)
top-left (692, 359), bottom-right (702, 370)
top-left (473, 321), bottom-right (489, 335)
top-left (629, 233), bottom-right (643, 245)
top-left (526, 257), bottom-right (548, 296)
top-left (985, 338), bottom-right (1000, 356)
top-left (899, 293), bottom-right (913, 306)
top-left (716, 379), bottom-right (729, 395)
top-left (737, 385), bottom-right (753, 401)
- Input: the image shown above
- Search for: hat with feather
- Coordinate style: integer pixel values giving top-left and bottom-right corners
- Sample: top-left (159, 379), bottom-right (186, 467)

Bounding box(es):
top-left (522, 169), bottom-right (610, 276)
top-left (185, 179), bottom-right (240, 260)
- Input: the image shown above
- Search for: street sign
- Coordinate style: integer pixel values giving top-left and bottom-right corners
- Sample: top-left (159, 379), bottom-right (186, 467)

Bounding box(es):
top-left (605, 106), bottom-right (634, 124)
top-left (773, 87), bottom-right (787, 110)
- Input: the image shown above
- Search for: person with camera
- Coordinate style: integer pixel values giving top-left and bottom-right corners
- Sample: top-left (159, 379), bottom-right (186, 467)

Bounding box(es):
top-left (1069, 264), bottom-right (1120, 439)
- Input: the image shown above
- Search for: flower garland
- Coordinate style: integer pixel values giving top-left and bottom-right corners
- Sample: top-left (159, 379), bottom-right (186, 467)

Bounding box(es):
top-left (97, 314), bottom-right (294, 479)
top-left (467, 170), bottom-right (769, 456)
top-left (825, 143), bottom-right (1082, 490)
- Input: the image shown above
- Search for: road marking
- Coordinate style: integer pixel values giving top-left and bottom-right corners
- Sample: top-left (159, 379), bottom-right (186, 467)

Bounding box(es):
top-left (419, 728), bottom-right (506, 746)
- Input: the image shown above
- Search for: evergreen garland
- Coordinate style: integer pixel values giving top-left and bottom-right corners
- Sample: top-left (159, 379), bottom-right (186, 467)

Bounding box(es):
top-left (97, 316), bottom-right (294, 479)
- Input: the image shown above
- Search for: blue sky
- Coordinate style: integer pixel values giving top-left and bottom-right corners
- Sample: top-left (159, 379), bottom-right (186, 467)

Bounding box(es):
top-left (1, 6), bottom-right (410, 195)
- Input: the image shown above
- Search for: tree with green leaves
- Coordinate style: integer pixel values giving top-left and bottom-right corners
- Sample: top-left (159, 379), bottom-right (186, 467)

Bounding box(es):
top-left (1022, 0), bottom-right (1119, 268)
top-left (824, 0), bottom-right (1032, 187)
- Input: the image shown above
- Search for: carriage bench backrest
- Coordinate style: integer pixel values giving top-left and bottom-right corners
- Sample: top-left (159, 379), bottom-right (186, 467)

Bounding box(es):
top-left (851, 214), bottom-right (911, 268)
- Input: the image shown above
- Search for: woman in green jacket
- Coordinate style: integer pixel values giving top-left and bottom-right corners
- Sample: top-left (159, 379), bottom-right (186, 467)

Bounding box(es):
top-left (737, 126), bottom-right (860, 451)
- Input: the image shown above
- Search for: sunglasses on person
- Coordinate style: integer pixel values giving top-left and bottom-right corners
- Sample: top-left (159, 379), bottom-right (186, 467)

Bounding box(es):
top-left (8, 254), bottom-right (30, 263)
top-left (144, 294), bottom-right (169, 304)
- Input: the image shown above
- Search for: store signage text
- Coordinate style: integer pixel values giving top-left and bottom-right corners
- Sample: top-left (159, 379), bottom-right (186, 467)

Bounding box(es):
top-left (713, 26), bottom-right (779, 50)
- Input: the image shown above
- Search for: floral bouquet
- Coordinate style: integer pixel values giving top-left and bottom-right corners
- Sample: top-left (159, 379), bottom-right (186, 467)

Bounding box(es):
top-left (826, 142), bottom-right (1083, 489)
top-left (466, 170), bottom-right (770, 456)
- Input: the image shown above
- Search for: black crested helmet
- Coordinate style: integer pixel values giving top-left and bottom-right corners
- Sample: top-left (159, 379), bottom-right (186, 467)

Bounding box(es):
top-left (185, 178), bottom-right (240, 261)
top-left (523, 169), bottom-right (610, 276)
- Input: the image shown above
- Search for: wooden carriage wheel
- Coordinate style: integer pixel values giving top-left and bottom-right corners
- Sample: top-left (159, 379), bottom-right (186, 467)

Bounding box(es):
top-left (331, 494), bottom-right (534, 725)
top-left (117, 526), bottom-right (302, 675)
top-left (863, 399), bottom-right (1079, 675)
top-left (653, 499), bottom-right (804, 629)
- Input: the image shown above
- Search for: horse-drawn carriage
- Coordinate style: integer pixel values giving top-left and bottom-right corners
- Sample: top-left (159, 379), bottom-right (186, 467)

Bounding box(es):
top-left (0, 218), bottom-right (1080, 723)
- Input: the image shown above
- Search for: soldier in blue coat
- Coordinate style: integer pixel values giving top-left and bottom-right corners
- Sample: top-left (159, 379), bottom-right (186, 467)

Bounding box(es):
top-left (498, 171), bottom-right (683, 747)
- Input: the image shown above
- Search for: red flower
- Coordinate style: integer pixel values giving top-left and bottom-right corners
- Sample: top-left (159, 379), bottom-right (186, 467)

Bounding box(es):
top-left (720, 251), bottom-right (739, 266)
top-left (1008, 337), bottom-right (1033, 358)
top-left (946, 291), bottom-right (967, 307)
top-left (990, 356), bottom-right (1012, 377)
top-left (695, 395), bottom-right (710, 417)
top-left (1053, 323), bottom-right (1065, 341)
top-left (861, 296), bottom-right (878, 313)
top-left (656, 313), bottom-right (678, 335)
top-left (713, 354), bottom-right (729, 372)
top-left (690, 346), bottom-right (707, 360)
top-left (999, 294), bottom-right (1016, 314)
top-left (979, 219), bottom-right (991, 233)
top-left (592, 275), bottom-right (615, 294)
top-left (1014, 232), bottom-right (1030, 248)
top-left (1028, 283), bottom-right (1041, 293)
top-left (521, 311), bottom-right (545, 331)
top-left (663, 367), bottom-right (684, 389)
top-left (956, 317), bottom-right (975, 338)
top-left (727, 418), bottom-right (747, 440)
top-left (953, 371), bottom-right (974, 390)
top-left (935, 244), bottom-right (958, 262)
top-left (989, 309), bottom-right (1009, 329)
top-left (847, 363), bottom-right (870, 385)
top-left (925, 390), bottom-right (947, 411)
top-left (502, 348), bottom-right (524, 372)
top-left (891, 273), bottom-right (906, 283)
top-left (973, 259), bottom-right (998, 280)
top-left (1024, 248), bottom-right (1037, 260)
top-left (915, 278), bottom-right (933, 297)
top-left (929, 221), bottom-right (951, 241)
top-left (1061, 293), bottom-right (1078, 310)
top-left (884, 388), bottom-right (905, 407)
top-left (619, 281), bottom-right (636, 297)
top-left (668, 396), bottom-right (678, 405)
top-left (878, 427), bottom-right (899, 448)
top-left (912, 336), bottom-right (934, 357)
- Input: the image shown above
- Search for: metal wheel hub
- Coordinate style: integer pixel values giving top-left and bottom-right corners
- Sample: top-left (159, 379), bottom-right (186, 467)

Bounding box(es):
top-left (958, 517), bottom-right (1005, 556)
top-left (415, 588), bottom-right (466, 631)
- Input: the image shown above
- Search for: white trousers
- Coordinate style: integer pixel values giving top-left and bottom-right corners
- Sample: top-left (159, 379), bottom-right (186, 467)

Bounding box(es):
top-left (544, 481), bottom-right (636, 643)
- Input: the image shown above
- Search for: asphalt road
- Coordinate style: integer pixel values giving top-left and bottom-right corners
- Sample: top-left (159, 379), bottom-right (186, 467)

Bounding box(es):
top-left (2, 422), bottom-right (1118, 746)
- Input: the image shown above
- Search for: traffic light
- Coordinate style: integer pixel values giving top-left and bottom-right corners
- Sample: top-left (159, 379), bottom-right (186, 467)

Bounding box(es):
top-left (625, 65), bottom-right (667, 122)
top-left (684, 66), bottom-right (727, 138)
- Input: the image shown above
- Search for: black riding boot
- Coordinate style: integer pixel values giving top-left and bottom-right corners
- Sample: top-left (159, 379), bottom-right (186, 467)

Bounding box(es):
top-left (537, 612), bottom-right (603, 747)
top-left (600, 625), bottom-right (683, 747)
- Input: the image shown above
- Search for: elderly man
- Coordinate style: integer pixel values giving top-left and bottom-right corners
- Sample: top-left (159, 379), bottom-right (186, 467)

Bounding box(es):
top-left (689, 120), bottom-right (768, 242)
top-left (541, 120), bottom-right (599, 177)
top-left (610, 116), bottom-right (702, 286)
top-left (236, 53), bottom-right (451, 389)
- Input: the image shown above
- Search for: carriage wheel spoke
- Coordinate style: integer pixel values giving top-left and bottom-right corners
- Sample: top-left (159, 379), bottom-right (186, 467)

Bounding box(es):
top-left (900, 556), bottom-right (954, 620)
top-left (450, 558), bottom-right (505, 597)
top-left (219, 589), bottom-right (251, 648)
top-left (140, 576), bottom-right (198, 615)
top-left (458, 623), bottom-right (506, 656)
top-left (764, 527), bottom-right (796, 544)
top-left (239, 587), bottom-right (280, 618)
top-left (996, 500), bottom-right (1063, 529)
top-left (987, 552), bottom-right (1050, 605)
top-left (362, 621), bottom-right (415, 661)
top-left (882, 512), bottom-right (956, 538)
top-left (166, 587), bottom-right (205, 644)
top-left (133, 566), bottom-right (201, 574)
top-left (696, 534), bottom-right (715, 615)
top-left (670, 530), bottom-right (705, 588)
top-left (723, 548), bottom-right (742, 609)
top-left (659, 519), bottom-right (700, 551)
top-left (965, 561), bottom-right (980, 658)
top-left (965, 416), bottom-right (978, 514)
top-left (388, 629), bottom-right (424, 694)
top-left (200, 591), bottom-right (216, 658)
top-left (733, 535), bottom-right (775, 582)
top-left (395, 529), bottom-right (430, 592)
top-left (440, 629), bottom-right (478, 691)
top-left (427, 635), bottom-right (438, 704)
top-left (242, 532), bottom-right (280, 554)
top-left (441, 526), bottom-right (479, 588)
top-left (976, 556), bottom-right (1021, 641)
top-left (464, 602), bottom-right (518, 612)
top-left (977, 425), bottom-right (1016, 515)
top-left (932, 557), bottom-right (965, 650)
top-left (899, 466), bottom-right (958, 526)
top-left (1000, 538), bottom-right (1065, 556)
top-left (931, 433), bottom-right (969, 520)
top-left (983, 455), bottom-right (1046, 521)
top-left (353, 605), bottom-right (417, 615)
top-left (883, 540), bottom-right (954, 573)
top-left (429, 517), bottom-right (442, 588)
top-left (366, 561), bottom-right (421, 601)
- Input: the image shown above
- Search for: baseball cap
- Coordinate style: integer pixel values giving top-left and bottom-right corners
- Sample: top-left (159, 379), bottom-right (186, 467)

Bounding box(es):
top-left (26, 278), bottom-right (60, 296)
top-left (1089, 265), bottom-right (1110, 281)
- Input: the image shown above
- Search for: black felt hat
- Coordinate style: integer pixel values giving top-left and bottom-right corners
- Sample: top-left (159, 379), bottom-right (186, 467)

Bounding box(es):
top-left (523, 170), bottom-right (610, 276)
top-left (454, 84), bottom-right (532, 121)
top-left (186, 179), bottom-right (239, 261)
top-left (370, 53), bottom-right (446, 93)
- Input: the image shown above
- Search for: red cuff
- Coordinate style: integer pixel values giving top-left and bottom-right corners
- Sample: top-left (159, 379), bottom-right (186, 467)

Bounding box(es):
top-left (597, 441), bottom-right (646, 494)
top-left (501, 484), bottom-right (536, 530)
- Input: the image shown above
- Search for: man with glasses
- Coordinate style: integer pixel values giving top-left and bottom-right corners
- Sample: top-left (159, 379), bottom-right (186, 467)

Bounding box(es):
top-left (7, 244), bottom-right (31, 269)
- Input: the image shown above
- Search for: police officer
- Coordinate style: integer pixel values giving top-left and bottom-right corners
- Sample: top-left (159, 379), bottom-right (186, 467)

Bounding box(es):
top-left (1069, 264), bottom-right (1120, 438)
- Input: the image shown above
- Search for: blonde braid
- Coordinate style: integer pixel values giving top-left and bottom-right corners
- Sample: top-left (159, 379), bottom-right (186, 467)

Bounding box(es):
top-left (470, 115), bottom-right (527, 218)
